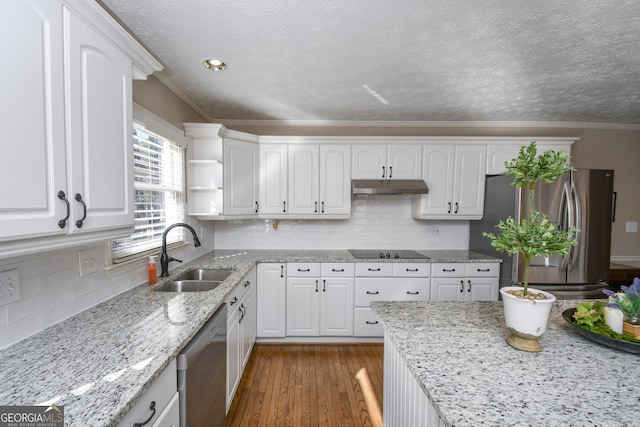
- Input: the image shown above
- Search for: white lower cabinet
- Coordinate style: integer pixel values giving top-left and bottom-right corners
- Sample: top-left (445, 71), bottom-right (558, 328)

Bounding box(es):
top-left (430, 263), bottom-right (499, 301)
top-left (117, 359), bottom-right (177, 427)
top-left (152, 392), bottom-right (180, 427)
top-left (286, 263), bottom-right (354, 337)
top-left (256, 263), bottom-right (287, 338)
top-left (354, 263), bottom-right (430, 337)
top-left (226, 268), bottom-right (257, 412)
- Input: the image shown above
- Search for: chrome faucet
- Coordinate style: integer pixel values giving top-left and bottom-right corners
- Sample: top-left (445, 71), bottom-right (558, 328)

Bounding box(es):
top-left (160, 223), bottom-right (202, 277)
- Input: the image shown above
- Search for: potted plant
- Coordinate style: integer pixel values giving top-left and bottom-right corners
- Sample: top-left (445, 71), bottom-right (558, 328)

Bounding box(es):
top-left (483, 142), bottom-right (578, 352)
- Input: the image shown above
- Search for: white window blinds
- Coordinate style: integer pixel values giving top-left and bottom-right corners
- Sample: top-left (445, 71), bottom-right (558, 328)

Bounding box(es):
top-left (111, 125), bottom-right (185, 263)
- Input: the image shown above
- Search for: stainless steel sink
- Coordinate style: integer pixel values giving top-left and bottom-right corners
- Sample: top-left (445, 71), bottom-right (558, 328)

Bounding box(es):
top-left (153, 268), bottom-right (234, 292)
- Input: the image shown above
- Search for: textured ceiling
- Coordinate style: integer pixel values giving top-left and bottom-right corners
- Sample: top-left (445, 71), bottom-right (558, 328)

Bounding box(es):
top-left (99, 0), bottom-right (640, 124)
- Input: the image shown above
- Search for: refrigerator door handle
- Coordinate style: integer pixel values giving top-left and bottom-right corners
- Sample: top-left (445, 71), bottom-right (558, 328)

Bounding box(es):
top-left (560, 182), bottom-right (572, 272)
top-left (569, 180), bottom-right (581, 269)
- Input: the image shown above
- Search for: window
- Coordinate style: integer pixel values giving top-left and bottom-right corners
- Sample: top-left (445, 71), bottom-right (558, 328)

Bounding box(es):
top-left (111, 107), bottom-right (186, 263)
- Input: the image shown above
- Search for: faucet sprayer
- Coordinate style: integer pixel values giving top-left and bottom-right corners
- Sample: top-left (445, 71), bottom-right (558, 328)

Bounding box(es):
top-left (159, 223), bottom-right (202, 277)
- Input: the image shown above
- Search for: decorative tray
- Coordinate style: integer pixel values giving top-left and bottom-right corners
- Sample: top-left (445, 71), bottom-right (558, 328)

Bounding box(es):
top-left (562, 308), bottom-right (640, 355)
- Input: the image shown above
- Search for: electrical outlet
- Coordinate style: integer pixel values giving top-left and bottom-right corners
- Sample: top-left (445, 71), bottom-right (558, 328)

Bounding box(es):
top-left (0, 269), bottom-right (21, 306)
top-left (79, 249), bottom-right (98, 277)
top-left (626, 221), bottom-right (638, 233)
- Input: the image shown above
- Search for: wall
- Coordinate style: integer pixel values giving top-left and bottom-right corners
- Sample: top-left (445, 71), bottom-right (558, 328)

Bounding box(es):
top-left (214, 195), bottom-right (469, 250)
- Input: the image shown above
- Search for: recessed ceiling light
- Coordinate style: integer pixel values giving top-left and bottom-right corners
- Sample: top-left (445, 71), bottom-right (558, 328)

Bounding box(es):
top-left (203, 59), bottom-right (227, 71)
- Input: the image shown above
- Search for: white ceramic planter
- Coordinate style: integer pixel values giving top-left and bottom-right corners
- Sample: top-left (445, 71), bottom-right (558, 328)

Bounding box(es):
top-left (500, 286), bottom-right (556, 352)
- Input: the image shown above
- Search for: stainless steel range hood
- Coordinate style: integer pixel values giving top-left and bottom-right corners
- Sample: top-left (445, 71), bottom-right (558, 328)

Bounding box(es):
top-left (351, 179), bottom-right (429, 195)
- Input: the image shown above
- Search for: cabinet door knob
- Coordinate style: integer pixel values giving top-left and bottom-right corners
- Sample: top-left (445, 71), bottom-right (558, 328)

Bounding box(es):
top-left (74, 193), bottom-right (87, 228)
top-left (57, 191), bottom-right (70, 229)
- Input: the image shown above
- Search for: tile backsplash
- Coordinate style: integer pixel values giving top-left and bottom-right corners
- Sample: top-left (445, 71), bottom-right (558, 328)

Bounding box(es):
top-left (214, 195), bottom-right (470, 250)
top-left (0, 195), bottom-right (469, 349)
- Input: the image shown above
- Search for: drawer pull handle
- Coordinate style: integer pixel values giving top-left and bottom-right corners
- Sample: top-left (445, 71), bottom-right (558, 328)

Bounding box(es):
top-left (315, 280), bottom-right (319, 292)
top-left (74, 193), bottom-right (87, 228)
top-left (443, 268), bottom-right (456, 272)
top-left (323, 279), bottom-right (326, 292)
top-left (229, 296), bottom-right (238, 306)
top-left (366, 321), bottom-right (379, 325)
top-left (332, 268), bottom-right (345, 272)
top-left (406, 291), bottom-right (419, 295)
top-left (133, 401), bottom-right (156, 427)
top-left (467, 280), bottom-right (472, 292)
top-left (460, 280), bottom-right (464, 293)
top-left (298, 268), bottom-right (310, 272)
top-left (406, 268), bottom-right (419, 272)
top-left (368, 268), bottom-right (381, 272)
top-left (477, 268), bottom-right (490, 272)
top-left (244, 280), bottom-right (251, 287)
top-left (280, 265), bottom-right (284, 278)
top-left (283, 201), bottom-right (286, 213)
top-left (366, 291), bottom-right (380, 295)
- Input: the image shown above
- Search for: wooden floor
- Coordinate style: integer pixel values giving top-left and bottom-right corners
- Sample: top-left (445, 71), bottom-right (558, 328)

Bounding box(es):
top-left (226, 343), bottom-right (384, 427)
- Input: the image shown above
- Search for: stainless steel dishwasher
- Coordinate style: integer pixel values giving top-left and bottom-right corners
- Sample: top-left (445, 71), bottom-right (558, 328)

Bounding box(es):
top-left (177, 304), bottom-right (227, 427)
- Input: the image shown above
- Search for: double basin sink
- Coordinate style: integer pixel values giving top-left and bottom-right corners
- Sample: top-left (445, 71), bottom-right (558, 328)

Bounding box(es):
top-left (153, 268), bottom-right (233, 292)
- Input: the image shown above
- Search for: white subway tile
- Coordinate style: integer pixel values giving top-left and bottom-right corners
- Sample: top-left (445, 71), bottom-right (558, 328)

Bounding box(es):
top-left (0, 314), bottom-right (44, 350)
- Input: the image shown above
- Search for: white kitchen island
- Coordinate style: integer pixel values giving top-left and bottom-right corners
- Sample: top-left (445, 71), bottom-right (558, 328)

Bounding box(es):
top-left (371, 300), bottom-right (640, 427)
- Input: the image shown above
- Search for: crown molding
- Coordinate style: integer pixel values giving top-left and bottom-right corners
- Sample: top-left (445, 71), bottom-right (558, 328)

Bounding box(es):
top-left (215, 119), bottom-right (640, 130)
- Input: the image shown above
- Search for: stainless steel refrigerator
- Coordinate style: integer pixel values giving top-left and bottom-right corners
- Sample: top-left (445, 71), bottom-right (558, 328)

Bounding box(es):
top-left (469, 169), bottom-right (614, 299)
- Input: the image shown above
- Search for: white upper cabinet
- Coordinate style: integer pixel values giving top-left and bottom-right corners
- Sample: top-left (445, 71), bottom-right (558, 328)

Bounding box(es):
top-left (486, 139), bottom-right (574, 174)
top-left (259, 144), bottom-right (288, 216)
top-left (1, 0), bottom-right (66, 242)
top-left (224, 138), bottom-right (259, 216)
top-left (185, 124), bottom-right (259, 219)
top-left (352, 144), bottom-right (422, 179)
top-left (288, 145), bottom-right (320, 215)
top-left (412, 144), bottom-right (486, 219)
top-left (319, 145), bottom-right (351, 215)
top-left (66, 10), bottom-right (133, 233)
top-left (0, 0), bottom-right (161, 257)
top-left (260, 141), bottom-right (350, 218)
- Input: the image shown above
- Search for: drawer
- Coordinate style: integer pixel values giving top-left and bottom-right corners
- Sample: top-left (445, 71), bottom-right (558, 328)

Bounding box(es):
top-left (226, 282), bottom-right (248, 317)
top-left (392, 263), bottom-right (430, 277)
top-left (431, 263), bottom-right (464, 277)
top-left (152, 392), bottom-right (179, 427)
top-left (354, 307), bottom-right (384, 337)
top-left (465, 263), bottom-right (500, 277)
top-left (321, 263), bottom-right (355, 277)
top-left (287, 262), bottom-right (321, 277)
top-left (355, 278), bottom-right (429, 306)
top-left (117, 359), bottom-right (177, 427)
top-left (355, 263), bottom-right (393, 277)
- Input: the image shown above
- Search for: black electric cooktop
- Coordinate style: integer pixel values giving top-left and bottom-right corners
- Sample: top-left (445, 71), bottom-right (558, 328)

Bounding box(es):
top-left (348, 249), bottom-right (430, 260)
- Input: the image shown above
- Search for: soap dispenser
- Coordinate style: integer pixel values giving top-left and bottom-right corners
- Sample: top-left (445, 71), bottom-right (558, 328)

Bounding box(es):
top-left (148, 255), bottom-right (157, 285)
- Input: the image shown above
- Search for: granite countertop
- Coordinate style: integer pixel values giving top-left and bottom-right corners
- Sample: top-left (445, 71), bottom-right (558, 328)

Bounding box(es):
top-left (0, 249), bottom-right (498, 426)
top-left (371, 300), bottom-right (640, 427)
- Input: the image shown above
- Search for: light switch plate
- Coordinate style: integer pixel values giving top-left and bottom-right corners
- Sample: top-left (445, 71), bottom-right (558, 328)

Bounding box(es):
top-left (626, 221), bottom-right (638, 233)
top-left (79, 249), bottom-right (98, 277)
top-left (0, 269), bottom-right (21, 306)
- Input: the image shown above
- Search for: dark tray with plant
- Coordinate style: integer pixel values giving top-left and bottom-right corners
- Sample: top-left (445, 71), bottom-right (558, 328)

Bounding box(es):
top-left (562, 301), bottom-right (640, 355)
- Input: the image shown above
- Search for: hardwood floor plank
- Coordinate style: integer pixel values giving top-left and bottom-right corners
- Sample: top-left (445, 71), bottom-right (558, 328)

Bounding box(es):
top-left (227, 343), bottom-right (382, 427)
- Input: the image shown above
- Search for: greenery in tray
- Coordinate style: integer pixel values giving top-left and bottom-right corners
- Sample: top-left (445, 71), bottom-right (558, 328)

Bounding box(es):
top-left (571, 301), bottom-right (640, 343)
